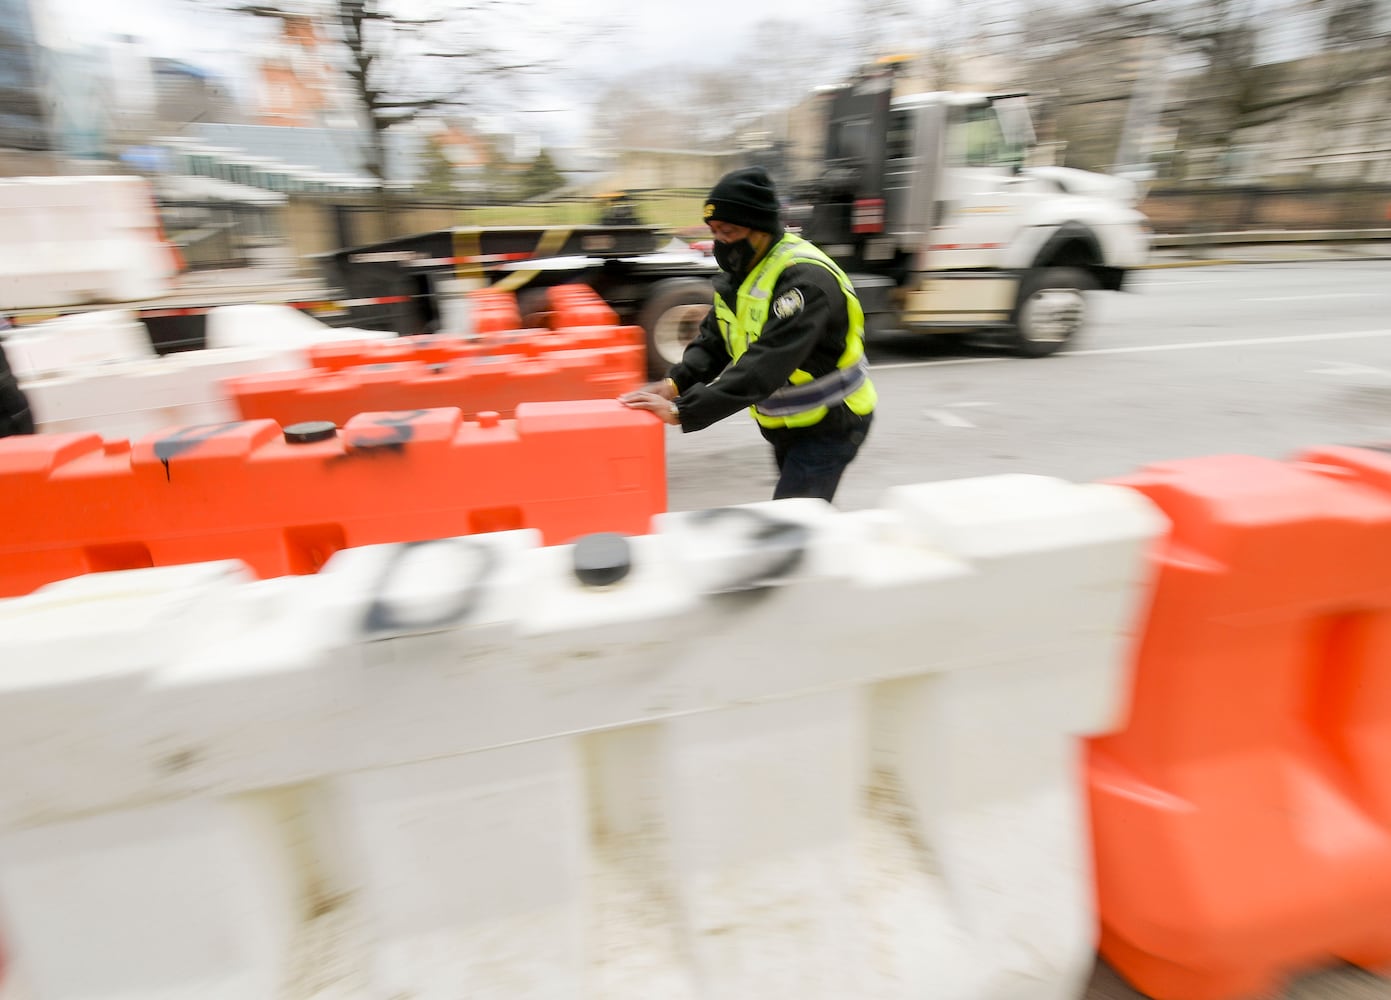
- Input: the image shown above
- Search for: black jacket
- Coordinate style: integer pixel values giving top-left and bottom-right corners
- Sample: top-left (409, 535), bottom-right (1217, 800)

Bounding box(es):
top-left (668, 240), bottom-right (861, 434)
top-left (0, 339), bottom-right (35, 437)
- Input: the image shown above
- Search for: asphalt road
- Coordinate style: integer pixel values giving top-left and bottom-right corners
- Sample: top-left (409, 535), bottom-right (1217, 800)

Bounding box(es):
top-left (663, 257), bottom-right (1391, 1000)
top-left (665, 259), bottom-right (1391, 514)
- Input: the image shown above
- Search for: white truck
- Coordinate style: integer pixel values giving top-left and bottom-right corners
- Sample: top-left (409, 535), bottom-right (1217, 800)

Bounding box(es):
top-left (192, 65), bottom-right (1152, 376)
top-left (778, 65), bottom-right (1151, 359)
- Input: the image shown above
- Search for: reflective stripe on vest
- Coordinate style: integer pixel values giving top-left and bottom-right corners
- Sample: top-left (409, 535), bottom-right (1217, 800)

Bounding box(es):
top-left (755, 358), bottom-right (870, 417)
top-left (713, 234), bottom-right (877, 429)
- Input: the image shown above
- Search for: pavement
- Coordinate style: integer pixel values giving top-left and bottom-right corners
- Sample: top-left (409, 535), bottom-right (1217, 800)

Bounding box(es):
top-left (1087, 958), bottom-right (1390, 1000)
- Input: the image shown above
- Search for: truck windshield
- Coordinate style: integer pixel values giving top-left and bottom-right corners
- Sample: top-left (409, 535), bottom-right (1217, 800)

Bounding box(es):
top-left (947, 101), bottom-right (1030, 169)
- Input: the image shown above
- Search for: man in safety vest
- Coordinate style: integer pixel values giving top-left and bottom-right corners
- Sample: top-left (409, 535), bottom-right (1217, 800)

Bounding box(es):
top-left (620, 166), bottom-right (876, 502)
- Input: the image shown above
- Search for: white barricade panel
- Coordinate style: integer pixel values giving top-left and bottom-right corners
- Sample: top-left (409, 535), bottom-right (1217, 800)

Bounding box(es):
top-left (23, 346), bottom-right (308, 441)
top-left (0, 799), bottom-right (295, 1000)
top-left (0, 476), bottom-right (1167, 1000)
top-left (204, 304), bottom-right (396, 351)
top-left (338, 741), bottom-right (588, 998)
top-left (2, 311), bottom-right (155, 379)
top-left (0, 562), bottom-right (252, 827)
top-left (0, 177), bottom-right (175, 310)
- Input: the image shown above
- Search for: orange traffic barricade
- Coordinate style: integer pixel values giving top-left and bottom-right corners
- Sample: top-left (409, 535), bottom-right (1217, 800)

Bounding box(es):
top-left (0, 402), bottom-right (665, 598)
top-left (226, 348), bottom-right (644, 427)
top-left (468, 287), bottom-right (522, 333)
top-left (1090, 450), bottom-right (1391, 1000)
top-left (308, 336), bottom-right (457, 371)
top-left (543, 284), bottom-right (619, 329)
top-left (306, 327), bottom-right (645, 373)
top-left (459, 324), bottom-right (645, 356)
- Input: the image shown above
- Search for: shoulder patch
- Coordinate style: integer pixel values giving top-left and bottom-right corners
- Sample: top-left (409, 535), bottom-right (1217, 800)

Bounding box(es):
top-left (772, 288), bottom-right (804, 320)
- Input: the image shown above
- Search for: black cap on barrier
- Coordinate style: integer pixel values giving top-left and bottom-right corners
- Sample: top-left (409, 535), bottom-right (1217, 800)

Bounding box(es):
top-left (572, 532), bottom-right (633, 587)
top-left (283, 421), bottom-right (338, 444)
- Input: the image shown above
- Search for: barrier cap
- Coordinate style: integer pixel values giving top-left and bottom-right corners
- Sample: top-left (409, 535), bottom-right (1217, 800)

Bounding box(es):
top-left (283, 421), bottom-right (338, 444)
top-left (572, 532), bottom-right (632, 587)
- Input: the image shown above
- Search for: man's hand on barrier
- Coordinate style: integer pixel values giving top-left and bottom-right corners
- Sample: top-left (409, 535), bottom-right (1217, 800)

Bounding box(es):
top-left (620, 389), bottom-right (681, 425)
top-left (618, 378), bottom-right (677, 404)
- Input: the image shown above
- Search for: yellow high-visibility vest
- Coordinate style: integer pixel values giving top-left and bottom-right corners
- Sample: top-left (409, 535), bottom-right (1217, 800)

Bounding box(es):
top-left (712, 234), bottom-right (877, 429)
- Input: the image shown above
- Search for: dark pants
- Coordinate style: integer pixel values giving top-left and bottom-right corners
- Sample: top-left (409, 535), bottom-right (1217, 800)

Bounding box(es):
top-left (759, 405), bottom-right (873, 503)
top-left (0, 340), bottom-right (33, 438)
top-left (0, 384), bottom-right (32, 438)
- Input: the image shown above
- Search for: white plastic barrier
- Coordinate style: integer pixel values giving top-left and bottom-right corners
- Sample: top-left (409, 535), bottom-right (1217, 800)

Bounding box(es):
top-left (13, 305), bottom-right (396, 441)
top-left (22, 346), bottom-right (308, 440)
top-left (0, 476), bottom-right (1166, 1000)
top-left (203, 304), bottom-right (397, 351)
top-left (0, 310), bottom-right (155, 379)
top-left (0, 176), bottom-right (177, 310)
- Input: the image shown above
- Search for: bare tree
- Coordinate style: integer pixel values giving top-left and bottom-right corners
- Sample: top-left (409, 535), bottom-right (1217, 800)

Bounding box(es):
top-left (1138, 0), bottom-right (1391, 179)
top-left (850, 0), bottom-right (918, 62)
top-left (1154, 0), bottom-right (1259, 176)
top-left (1309, 0), bottom-right (1387, 48)
top-left (744, 19), bottom-right (843, 100)
top-left (974, 1), bottom-right (1163, 171)
top-left (588, 73), bottom-right (701, 151)
top-left (209, 0), bottom-right (562, 213)
top-left (589, 24), bottom-right (842, 157)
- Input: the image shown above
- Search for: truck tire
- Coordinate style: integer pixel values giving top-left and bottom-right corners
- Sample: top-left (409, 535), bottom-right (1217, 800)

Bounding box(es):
top-left (516, 286), bottom-right (554, 329)
top-left (637, 278), bottom-right (713, 378)
top-left (1007, 266), bottom-right (1097, 358)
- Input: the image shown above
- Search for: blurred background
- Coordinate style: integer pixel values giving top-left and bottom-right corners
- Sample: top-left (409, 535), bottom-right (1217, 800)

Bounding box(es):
top-left (3, 0), bottom-right (1390, 267)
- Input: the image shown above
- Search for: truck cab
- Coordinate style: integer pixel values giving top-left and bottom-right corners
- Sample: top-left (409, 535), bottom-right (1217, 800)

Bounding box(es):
top-left (801, 68), bottom-right (1150, 356)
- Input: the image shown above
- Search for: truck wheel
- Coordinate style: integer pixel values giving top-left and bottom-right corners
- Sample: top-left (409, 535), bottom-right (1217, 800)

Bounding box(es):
top-left (1007, 267), bottom-right (1097, 357)
top-left (516, 286), bottom-right (553, 329)
top-left (637, 278), bottom-right (713, 378)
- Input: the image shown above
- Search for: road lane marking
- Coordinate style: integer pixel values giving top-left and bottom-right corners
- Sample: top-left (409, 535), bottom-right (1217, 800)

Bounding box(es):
top-left (1253, 293), bottom-right (1388, 301)
top-left (871, 328), bottom-right (1391, 371)
top-left (924, 408), bottom-right (975, 427)
top-left (1310, 361), bottom-right (1391, 376)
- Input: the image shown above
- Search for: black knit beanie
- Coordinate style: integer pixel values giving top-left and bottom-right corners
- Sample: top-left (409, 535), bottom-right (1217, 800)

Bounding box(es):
top-left (703, 166), bottom-right (781, 233)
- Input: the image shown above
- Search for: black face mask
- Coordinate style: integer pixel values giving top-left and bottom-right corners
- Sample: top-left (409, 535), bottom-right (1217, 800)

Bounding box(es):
top-left (713, 237), bottom-right (756, 274)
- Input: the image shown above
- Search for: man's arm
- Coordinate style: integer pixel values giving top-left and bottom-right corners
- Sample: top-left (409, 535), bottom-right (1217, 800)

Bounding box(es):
top-left (618, 294), bottom-right (731, 406)
top-left (666, 304), bottom-right (730, 392)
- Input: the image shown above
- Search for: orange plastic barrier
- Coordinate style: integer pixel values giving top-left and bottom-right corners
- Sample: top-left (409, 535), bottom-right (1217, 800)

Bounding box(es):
top-left (470, 324), bottom-right (645, 356)
top-left (543, 284), bottom-right (619, 329)
top-left (1089, 450), bottom-right (1391, 1000)
top-left (0, 402), bottom-right (665, 598)
top-left (308, 336), bottom-right (457, 371)
top-left (307, 327), bottom-right (646, 372)
top-left (468, 287), bottom-right (522, 333)
top-left (227, 348), bottom-right (644, 426)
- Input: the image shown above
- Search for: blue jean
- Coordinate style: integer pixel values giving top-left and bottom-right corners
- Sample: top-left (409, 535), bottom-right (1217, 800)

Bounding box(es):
top-left (759, 406), bottom-right (873, 503)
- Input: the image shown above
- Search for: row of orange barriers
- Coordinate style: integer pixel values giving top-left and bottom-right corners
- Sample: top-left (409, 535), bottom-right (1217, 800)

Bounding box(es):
top-left (470, 283), bottom-right (615, 335)
top-left (249, 287), bottom-right (646, 427)
top-left (0, 402), bottom-right (665, 598)
top-left (305, 326), bottom-right (645, 372)
top-left (540, 283), bottom-right (620, 329)
top-left (227, 348), bottom-right (643, 426)
top-left (1091, 445), bottom-right (1391, 1000)
top-left (470, 287), bottom-right (523, 333)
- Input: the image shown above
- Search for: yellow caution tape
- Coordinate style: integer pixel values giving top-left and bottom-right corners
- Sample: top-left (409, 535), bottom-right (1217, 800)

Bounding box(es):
top-left (489, 227), bottom-right (574, 293)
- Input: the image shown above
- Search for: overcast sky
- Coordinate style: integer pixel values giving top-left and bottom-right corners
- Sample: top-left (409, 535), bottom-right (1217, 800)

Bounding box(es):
top-left (42, 0), bottom-right (908, 143)
top-left (46, 0), bottom-right (878, 70)
top-left (35, 0), bottom-right (1330, 153)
